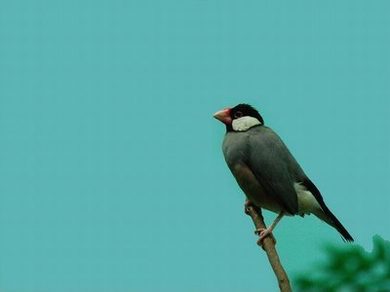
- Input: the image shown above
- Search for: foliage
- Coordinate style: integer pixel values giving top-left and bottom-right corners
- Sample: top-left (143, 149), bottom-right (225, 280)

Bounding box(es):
top-left (294, 235), bottom-right (390, 292)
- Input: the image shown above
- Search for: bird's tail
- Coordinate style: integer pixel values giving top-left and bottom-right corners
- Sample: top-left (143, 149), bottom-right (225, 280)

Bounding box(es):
top-left (302, 178), bottom-right (354, 242)
top-left (315, 208), bottom-right (354, 242)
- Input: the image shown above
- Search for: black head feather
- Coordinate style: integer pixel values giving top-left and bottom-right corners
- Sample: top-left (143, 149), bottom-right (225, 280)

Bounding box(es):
top-left (230, 104), bottom-right (264, 124)
top-left (222, 104), bottom-right (264, 132)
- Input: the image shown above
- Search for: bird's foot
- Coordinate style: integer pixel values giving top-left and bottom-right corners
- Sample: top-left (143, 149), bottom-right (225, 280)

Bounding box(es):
top-left (255, 228), bottom-right (276, 247)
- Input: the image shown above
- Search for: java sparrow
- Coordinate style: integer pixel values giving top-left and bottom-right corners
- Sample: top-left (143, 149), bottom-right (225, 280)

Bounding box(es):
top-left (214, 104), bottom-right (353, 242)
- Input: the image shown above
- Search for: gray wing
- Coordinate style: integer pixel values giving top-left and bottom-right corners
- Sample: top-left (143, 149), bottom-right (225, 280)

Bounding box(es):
top-left (247, 127), bottom-right (305, 215)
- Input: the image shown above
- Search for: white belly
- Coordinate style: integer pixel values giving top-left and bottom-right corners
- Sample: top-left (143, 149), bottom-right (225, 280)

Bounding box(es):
top-left (294, 182), bottom-right (322, 215)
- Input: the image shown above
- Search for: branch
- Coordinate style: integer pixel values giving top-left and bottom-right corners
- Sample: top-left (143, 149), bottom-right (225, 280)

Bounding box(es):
top-left (245, 205), bottom-right (292, 292)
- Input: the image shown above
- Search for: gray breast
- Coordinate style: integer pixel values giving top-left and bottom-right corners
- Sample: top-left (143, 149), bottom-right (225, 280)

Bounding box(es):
top-left (222, 131), bottom-right (249, 167)
top-left (222, 130), bottom-right (284, 213)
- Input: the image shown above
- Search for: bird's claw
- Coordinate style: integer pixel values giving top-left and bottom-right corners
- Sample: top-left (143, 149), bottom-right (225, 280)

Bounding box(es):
top-left (255, 228), bottom-right (276, 247)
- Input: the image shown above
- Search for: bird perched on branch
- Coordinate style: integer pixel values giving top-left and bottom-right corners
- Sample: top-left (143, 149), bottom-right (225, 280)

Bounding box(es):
top-left (214, 103), bottom-right (353, 243)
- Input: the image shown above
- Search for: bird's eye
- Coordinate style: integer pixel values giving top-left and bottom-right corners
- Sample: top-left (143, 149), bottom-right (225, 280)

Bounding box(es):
top-left (234, 111), bottom-right (243, 118)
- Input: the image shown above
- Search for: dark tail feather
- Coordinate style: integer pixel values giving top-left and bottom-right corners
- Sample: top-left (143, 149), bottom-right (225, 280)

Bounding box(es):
top-left (323, 208), bottom-right (354, 242)
top-left (302, 178), bottom-right (354, 242)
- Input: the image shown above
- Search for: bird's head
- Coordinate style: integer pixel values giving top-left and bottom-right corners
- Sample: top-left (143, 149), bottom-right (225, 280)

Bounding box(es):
top-left (213, 104), bottom-right (264, 132)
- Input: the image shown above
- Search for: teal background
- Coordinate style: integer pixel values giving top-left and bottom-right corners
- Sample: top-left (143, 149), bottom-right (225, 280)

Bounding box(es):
top-left (1, 1), bottom-right (389, 291)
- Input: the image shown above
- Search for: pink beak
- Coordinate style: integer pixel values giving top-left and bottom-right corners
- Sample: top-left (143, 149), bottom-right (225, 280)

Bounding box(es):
top-left (213, 108), bottom-right (232, 124)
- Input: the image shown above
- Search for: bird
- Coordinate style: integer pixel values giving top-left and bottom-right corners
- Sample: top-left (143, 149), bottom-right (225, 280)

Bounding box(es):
top-left (213, 103), bottom-right (353, 243)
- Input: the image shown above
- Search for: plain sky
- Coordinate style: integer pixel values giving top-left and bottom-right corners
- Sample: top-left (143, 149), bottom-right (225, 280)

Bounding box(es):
top-left (1, 0), bottom-right (389, 291)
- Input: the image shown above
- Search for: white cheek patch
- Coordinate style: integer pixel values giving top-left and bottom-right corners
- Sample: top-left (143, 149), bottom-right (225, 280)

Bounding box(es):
top-left (232, 116), bottom-right (262, 132)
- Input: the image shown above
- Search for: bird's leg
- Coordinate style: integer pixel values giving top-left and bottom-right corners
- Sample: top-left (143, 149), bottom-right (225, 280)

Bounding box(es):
top-left (255, 212), bottom-right (284, 245)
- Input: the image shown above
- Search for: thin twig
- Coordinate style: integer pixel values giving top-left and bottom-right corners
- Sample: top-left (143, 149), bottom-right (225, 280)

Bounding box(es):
top-left (245, 204), bottom-right (292, 292)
